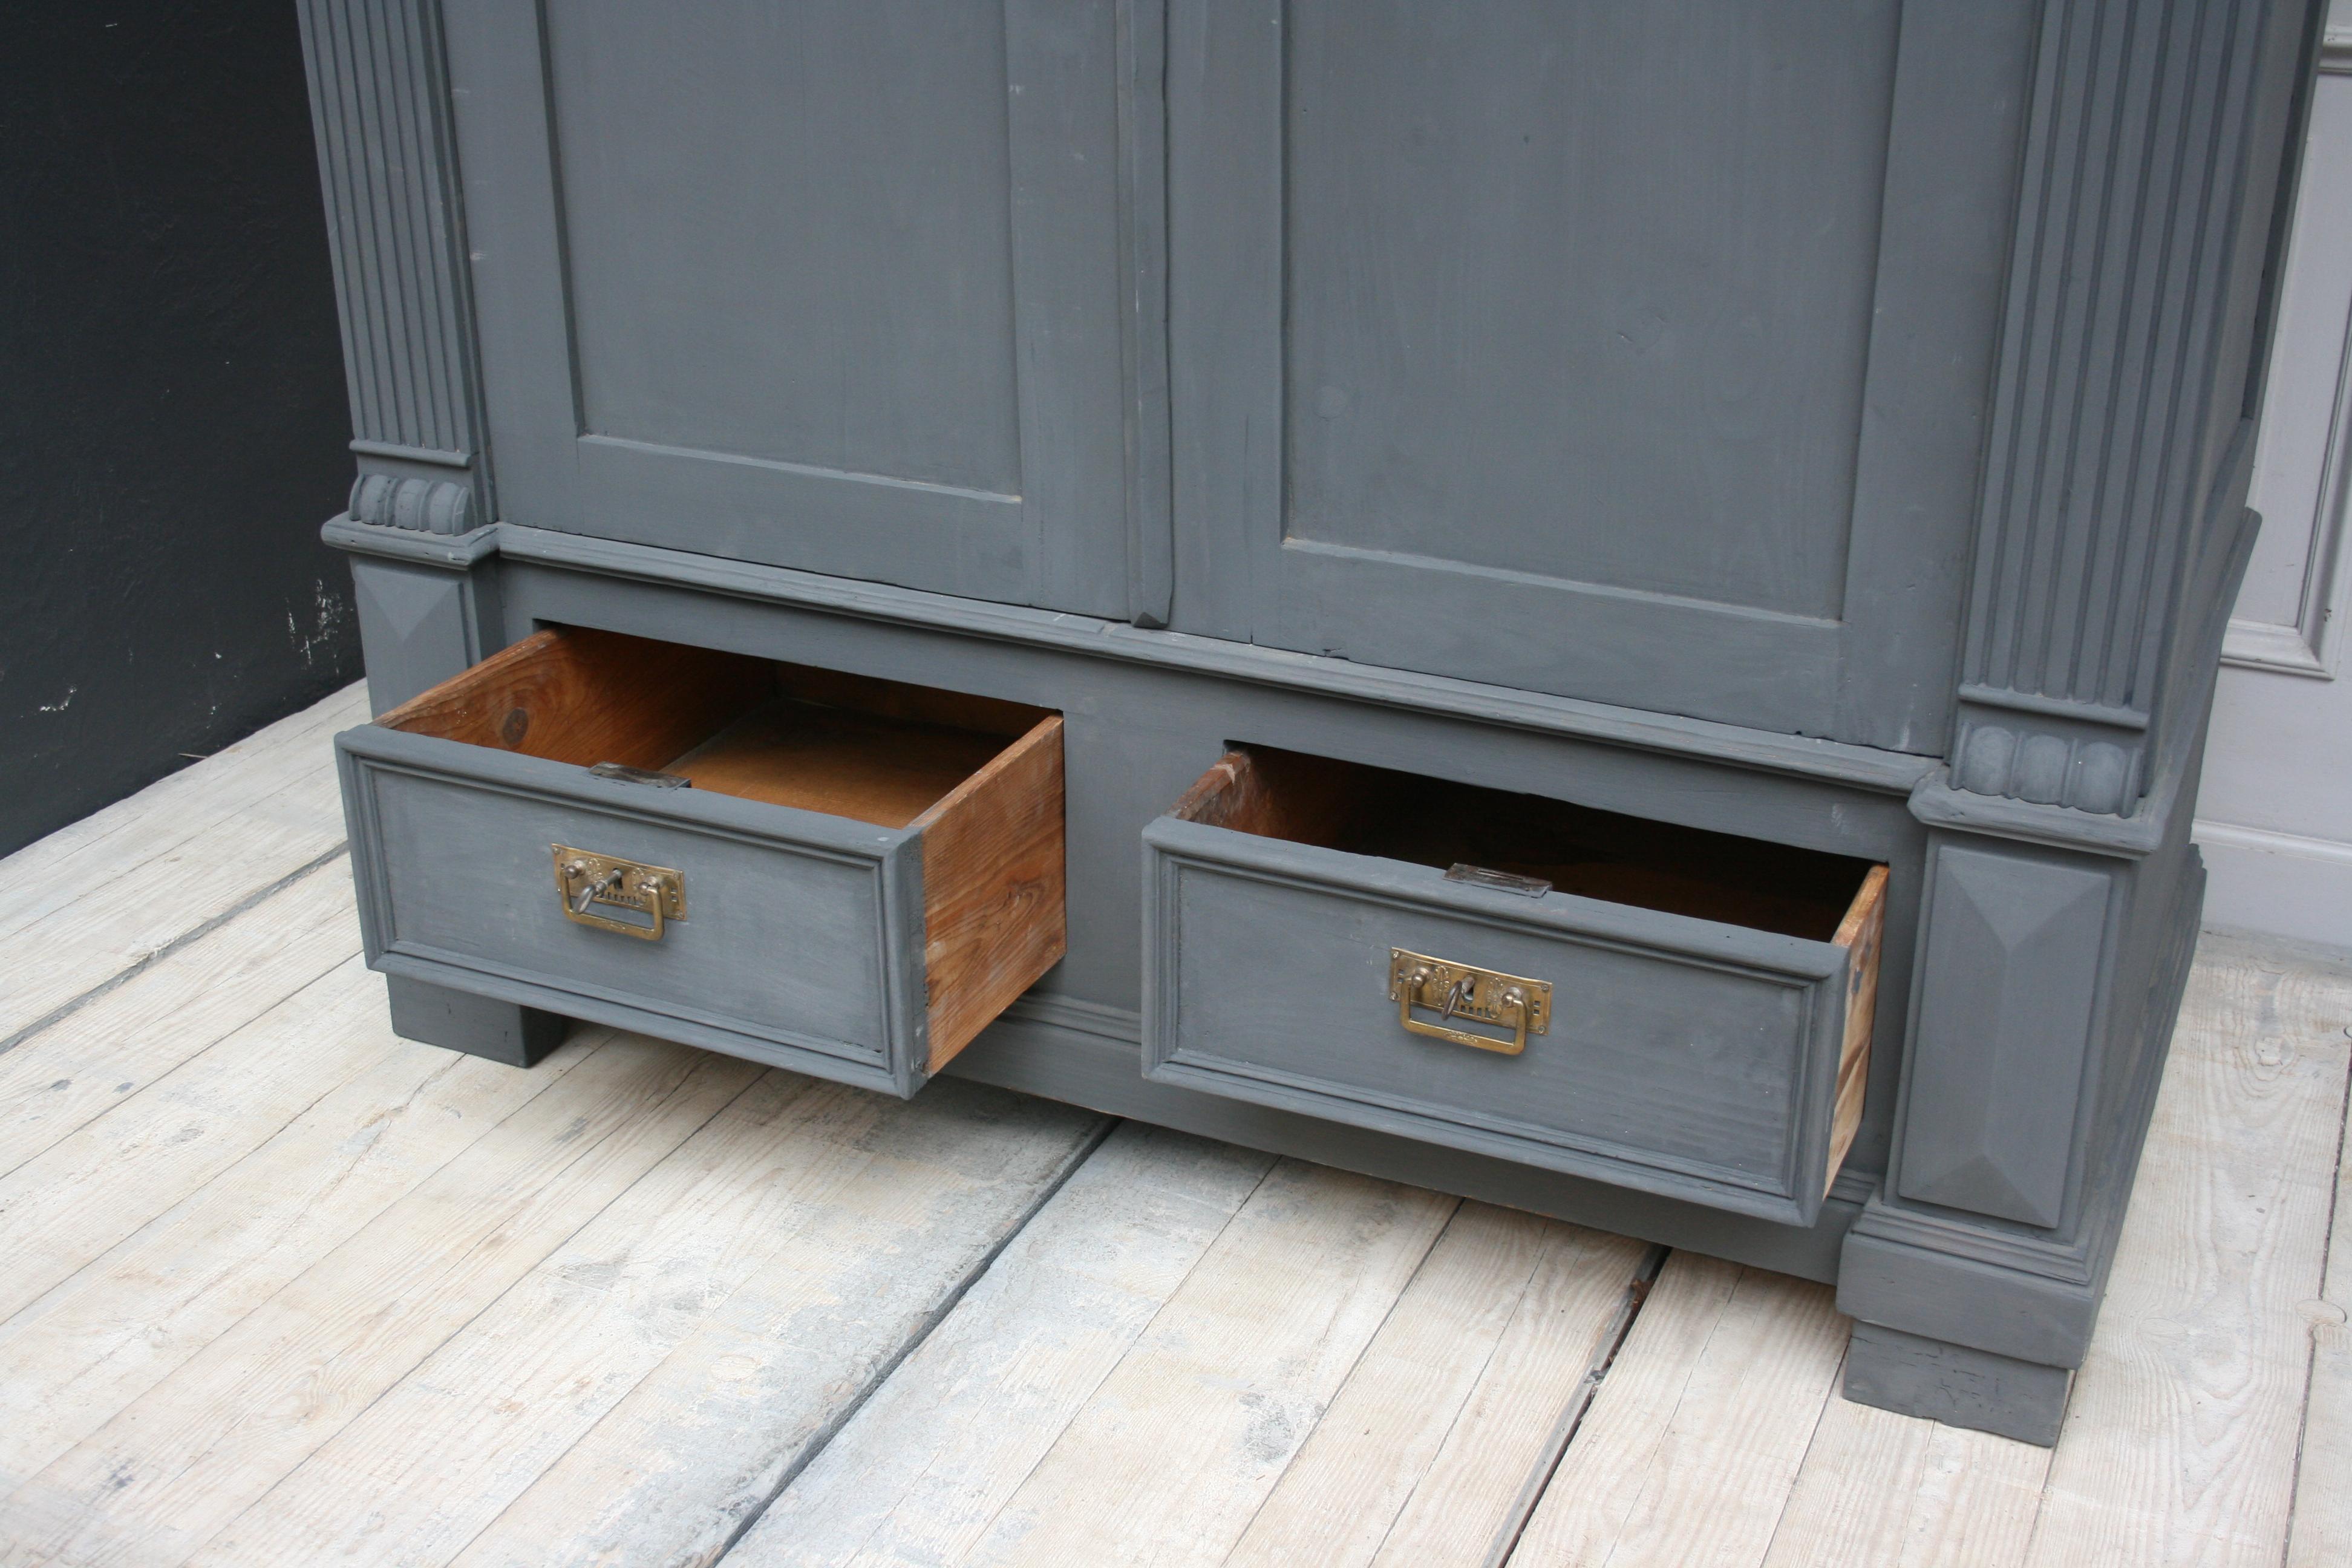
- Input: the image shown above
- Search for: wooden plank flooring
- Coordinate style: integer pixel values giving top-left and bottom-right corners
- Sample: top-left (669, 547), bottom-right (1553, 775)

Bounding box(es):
top-left (0, 681), bottom-right (2345, 1567)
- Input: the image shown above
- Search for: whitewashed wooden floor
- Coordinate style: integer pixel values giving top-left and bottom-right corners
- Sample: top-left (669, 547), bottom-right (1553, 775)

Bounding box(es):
top-left (0, 683), bottom-right (2345, 1568)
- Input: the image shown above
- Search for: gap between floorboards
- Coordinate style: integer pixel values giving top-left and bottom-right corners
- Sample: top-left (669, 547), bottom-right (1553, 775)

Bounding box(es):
top-left (695, 1116), bottom-right (1122, 1566)
top-left (0, 843), bottom-right (350, 1060)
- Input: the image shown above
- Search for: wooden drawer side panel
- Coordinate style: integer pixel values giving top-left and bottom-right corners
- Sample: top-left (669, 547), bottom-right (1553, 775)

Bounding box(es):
top-left (1826, 864), bottom-right (1890, 1194)
top-left (915, 715), bottom-right (1068, 1070)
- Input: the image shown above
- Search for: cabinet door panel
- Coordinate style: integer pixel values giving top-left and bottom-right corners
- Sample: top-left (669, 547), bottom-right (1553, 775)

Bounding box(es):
top-left (1169, 0), bottom-right (2031, 746)
top-left (447, 0), bottom-right (1131, 615)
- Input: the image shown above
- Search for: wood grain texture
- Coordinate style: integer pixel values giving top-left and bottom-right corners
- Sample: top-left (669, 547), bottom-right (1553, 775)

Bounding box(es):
top-left (1827, 864), bottom-right (1890, 1189)
top-left (0, 860), bottom-right (357, 1181)
top-left (768, 661), bottom-right (1044, 739)
top-left (0, 1034), bottom-right (759, 1567)
top-left (1508, 1258), bottom-right (1849, 1568)
top-left (2022, 943), bottom-right (2352, 1567)
top-left (946, 1160), bottom-right (1457, 1566)
top-left (0, 714), bottom-right (354, 1042)
top-left (0, 1030), bottom-right (587, 1486)
top-left (666, 700), bottom-right (1009, 827)
top-left (1168, 746), bottom-right (1876, 942)
top-left (915, 714), bottom-right (1067, 1071)
top-left (188, 1077), bottom-right (1103, 1568)
top-left (665, 662), bottom-right (1050, 826)
top-left (376, 624), bottom-right (772, 771)
top-left (1227, 1209), bottom-right (1652, 1568)
top-left (0, 957), bottom-right (399, 1328)
top-left (1759, 1386), bottom-right (2049, 1568)
top-left (2288, 990), bottom-right (2352, 1568)
top-left (736, 1123), bottom-right (1275, 1568)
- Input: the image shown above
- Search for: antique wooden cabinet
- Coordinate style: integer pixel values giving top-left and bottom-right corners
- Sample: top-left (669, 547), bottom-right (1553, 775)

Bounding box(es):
top-left (302, 0), bottom-right (2320, 1443)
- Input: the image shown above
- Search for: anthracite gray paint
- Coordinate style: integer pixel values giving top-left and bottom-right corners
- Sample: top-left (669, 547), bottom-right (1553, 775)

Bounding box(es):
top-left (339, 718), bottom-right (938, 1099)
top-left (0, 2), bottom-right (359, 858)
top-left (306, 0), bottom-right (2321, 1448)
top-left (1142, 814), bottom-right (1864, 1227)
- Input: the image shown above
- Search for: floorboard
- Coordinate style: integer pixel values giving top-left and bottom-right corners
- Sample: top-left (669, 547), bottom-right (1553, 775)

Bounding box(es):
top-left (0, 1029), bottom-right (589, 1486)
top-left (1, 1034), bottom-right (758, 1567)
top-left (730, 1123), bottom-right (1275, 1568)
top-left (1227, 1212), bottom-right (1651, 1568)
top-left (2020, 940), bottom-right (2352, 1567)
top-left (933, 1161), bottom-right (1459, 1566)
top-left (0, 684), bottom-right (362, 913)
top-left (0, 690), bottom-right (2348, 1567)
top-left (1507, 1259), bottom-right (1849, 1568)
top-left (2287, 1001), bottom-right (2351, 1568)
top-left (1757, 1381), bottom-right (2050, 1568)
top-left (441, 1097), bottom-right (1112, 1568)
top-left (0, 684), bottom-right (361, 1045)
top-left (0, 956), bottom-right (403, 1329)
top-left (0, 860), bottom-right (358, 1181)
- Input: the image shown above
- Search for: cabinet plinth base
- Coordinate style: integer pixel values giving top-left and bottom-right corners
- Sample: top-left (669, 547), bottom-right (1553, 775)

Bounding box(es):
top-left (385, 974), bottom-right (569, 1069)
top-left (1842, 1321), bottom-right (2072, 1446)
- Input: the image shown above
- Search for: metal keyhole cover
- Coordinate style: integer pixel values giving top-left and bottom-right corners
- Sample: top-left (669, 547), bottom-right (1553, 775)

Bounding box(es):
top-left (551, 845), bottom-right (687, 941)
top-left (1387, 948), bottom-right (1553, 1056)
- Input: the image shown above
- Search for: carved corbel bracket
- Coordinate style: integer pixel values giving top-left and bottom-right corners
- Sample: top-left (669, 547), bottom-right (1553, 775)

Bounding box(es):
top-left (349, 472), bottom-right (475, 535)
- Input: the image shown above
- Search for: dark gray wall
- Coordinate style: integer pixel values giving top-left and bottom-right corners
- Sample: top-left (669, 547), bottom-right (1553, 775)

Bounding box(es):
top-left (0, 2), bottom-right (358, 858)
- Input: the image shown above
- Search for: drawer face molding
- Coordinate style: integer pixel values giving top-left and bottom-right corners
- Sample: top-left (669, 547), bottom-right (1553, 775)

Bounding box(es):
top-left (359, 764), bottom-right (902, 1063)
top-left (337, 626), bottom-right (1065, 1096)
top-left (1142, 748), bottom-right (1886, 1224)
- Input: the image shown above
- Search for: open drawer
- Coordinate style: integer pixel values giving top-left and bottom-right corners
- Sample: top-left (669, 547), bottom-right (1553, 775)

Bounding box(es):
top-left (1142, 747), bottom-right (1886, 1224)
top-left (336, 626), bottom-right (1064, 1096)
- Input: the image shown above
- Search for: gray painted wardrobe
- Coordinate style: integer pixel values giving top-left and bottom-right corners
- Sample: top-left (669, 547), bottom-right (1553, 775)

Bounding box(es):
top-left (301, 0), bottom-right (2321, 1445)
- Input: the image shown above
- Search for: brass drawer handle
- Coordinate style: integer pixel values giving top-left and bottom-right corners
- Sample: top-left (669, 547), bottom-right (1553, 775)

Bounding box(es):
top-left (553, 845), bottom-right (685, 942)
top-left (1388, 949), bottom-right (1552, 1056)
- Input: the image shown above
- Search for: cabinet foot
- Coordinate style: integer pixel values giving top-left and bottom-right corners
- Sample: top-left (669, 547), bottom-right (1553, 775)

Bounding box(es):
top-left (1841, 1321), bottom-right (2071, 1446)
top-left (384, 975), bottom-right (569, 1068)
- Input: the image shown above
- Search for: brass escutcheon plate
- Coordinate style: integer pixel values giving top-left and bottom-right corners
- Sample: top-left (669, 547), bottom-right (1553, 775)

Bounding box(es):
top-left (1388, 948), bottom-right (1552, 1054)
top-left (552, 844), bottom-right (686, 940)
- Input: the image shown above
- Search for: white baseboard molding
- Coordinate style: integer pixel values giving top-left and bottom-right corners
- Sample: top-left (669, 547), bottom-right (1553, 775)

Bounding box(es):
top-left (2192, 818), bottom-right (2352, 950)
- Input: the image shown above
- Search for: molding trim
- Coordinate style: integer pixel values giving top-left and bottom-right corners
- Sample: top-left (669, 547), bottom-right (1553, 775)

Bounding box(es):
top-left (322, 513), bottom-right (501, 569)
top-left (297, 0), bottom-right (491, 514)
top-left (2324, 22), bottom-right (2352, 72)
top-left (2224, 60), bottom-right (2352, 678)
top-left (2195, 817), bottom-right (2352, 947)
top-left (1909, 765), bottom-right (2169, 858)
top-left (1839, 844), bottom-right (2205, 1368)
top-left (2194, 815), bottom-right (2352, 865)
top-left (2221, 612), bottom-right (2334, 674)
top-left (350, 437), bottom-right (473, 471)
top-left (485, 522), bottom-right (1941, 795)
top-left (1953, 0), bottom-right (2282, 814)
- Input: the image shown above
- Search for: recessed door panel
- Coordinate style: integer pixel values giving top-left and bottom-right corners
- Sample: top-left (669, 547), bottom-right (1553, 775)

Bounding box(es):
top-left (1169, 0), bottom-right (2034, 746)
top-left (551, 4), bottom-right (1022, 498)
top-left (447, 0), bottom-right (1132, 615)
top-left (1285, 4), bottom-right (1891, 619)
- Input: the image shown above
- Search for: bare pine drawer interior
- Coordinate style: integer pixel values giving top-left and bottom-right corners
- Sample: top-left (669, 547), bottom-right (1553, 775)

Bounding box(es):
top-left (336, 626), bottom-right (1064, 1095)
top-left (1143, 746), bottom-right (1887, 1224)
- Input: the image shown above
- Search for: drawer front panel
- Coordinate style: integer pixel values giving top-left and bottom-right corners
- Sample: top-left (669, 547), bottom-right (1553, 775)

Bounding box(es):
top-left (1144, 821), bottom-right (1852, 1223)
top-left (342, 732), bottom-right (920, 1086)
